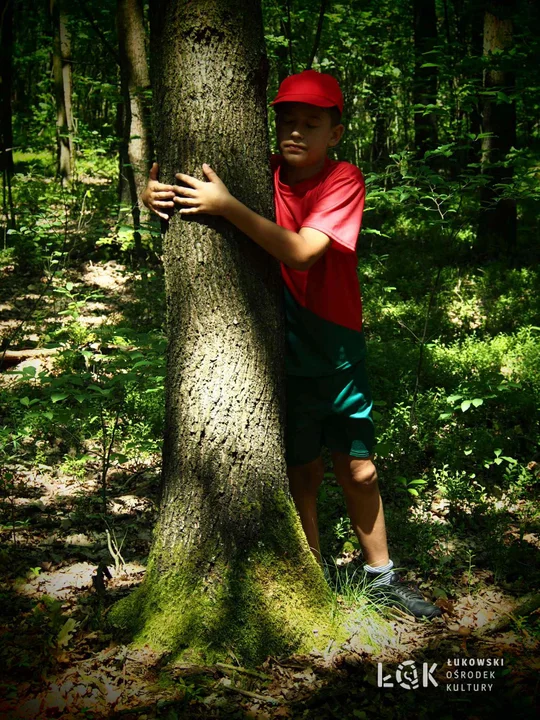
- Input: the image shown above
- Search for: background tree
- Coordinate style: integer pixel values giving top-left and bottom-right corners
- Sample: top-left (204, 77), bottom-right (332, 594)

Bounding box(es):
top-left (413, 0), bottom-right (439, 154)
top-left (50, 0), bottom-right (73, 181)
top-left (477, 0), bottom-right (517, 258)
top-left (116, 0), bottom-right (152, 257)
top-left (109, 0), bottom-right (338, 664)
top-left (0, 0), bottom-right (14, 224)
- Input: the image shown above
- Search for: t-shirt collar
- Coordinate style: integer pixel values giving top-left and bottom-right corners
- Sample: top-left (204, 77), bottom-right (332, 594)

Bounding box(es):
top-left (277, 155), bottom-right (331, 193)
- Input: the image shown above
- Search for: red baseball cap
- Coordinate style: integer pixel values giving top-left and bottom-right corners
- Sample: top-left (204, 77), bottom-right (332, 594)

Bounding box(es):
top-left (270, 69), bottom-right (343, 114)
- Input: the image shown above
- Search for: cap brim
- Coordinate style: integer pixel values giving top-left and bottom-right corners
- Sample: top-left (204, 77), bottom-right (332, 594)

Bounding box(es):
top-left (269, 93), bottom-right (337, 108)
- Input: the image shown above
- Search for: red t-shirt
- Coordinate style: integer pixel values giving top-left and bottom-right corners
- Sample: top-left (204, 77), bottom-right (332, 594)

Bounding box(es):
top-left (271, 154), bottom-right (366, 375)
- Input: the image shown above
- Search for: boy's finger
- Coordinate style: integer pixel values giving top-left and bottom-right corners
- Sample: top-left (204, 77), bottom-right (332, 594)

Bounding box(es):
top-left (172, 185), bottom-right (197, 197)
top-left (202, 163), bottom-right (219, 181)
top-left (175, 172), bottom-right (202, 187)
top-left (154, 190), bottom-right (175, 198)
top-left (173, 197), bottom-right (198, 206)
top-left (154, 200), bottom-right (174, 208)
top-left (149, 162), bottom-right (159, 180)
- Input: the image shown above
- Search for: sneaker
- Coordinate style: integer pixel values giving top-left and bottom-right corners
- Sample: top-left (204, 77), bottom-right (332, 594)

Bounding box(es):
top-left (366, 570), bottom-right (442, 620)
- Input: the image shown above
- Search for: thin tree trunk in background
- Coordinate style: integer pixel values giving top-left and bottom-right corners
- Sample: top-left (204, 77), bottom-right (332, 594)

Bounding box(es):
top-left (413, 0), bottom-right (438, 154)
top-left (116, 0), bottom-right (152, 258)
top-left (477, 2), bottom-right (517, 258)
top-left (275, 14), bottom-right (289, 84)
top-left (50, 0), bottom-right (73, 181)
top-left (108, 0), bottom-right (334, 665)
top-left (0, 0), bottom-right (15, 226)
top-left (306, 0), bottom-right (327, 70)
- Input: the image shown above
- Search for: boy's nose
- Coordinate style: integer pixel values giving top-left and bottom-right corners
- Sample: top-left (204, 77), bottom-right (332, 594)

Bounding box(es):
top-left (291, 129), bottom-right (303, 140)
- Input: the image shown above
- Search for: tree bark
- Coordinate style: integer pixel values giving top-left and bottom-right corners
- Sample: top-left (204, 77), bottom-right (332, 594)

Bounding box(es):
top-left (109, 0), bottom-right (336, 666)
top-left (0, 0), bottom-right (14, 225)
top-left (413, 0), bottom-right (438, 155)
top-left (50, 0), bottom-right (73, 181)
top-left (116, 0), bottom-right (153, 257)
top-left (477, 1), bottom-right (517, 258)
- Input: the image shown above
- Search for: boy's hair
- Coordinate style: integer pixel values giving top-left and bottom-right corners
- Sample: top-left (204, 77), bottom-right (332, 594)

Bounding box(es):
top-left (326, 106), bottom-right (342, 127)
top-left (274, 103), bottom-right (342, 128)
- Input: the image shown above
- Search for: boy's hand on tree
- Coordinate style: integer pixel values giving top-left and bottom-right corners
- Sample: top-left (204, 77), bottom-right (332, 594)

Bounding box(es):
top-left (173, 164), bottom-right (232, 216)
top-left (141, 162), bottom-right (176, 220)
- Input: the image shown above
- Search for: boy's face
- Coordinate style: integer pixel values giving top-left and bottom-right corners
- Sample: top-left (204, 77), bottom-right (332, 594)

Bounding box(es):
top-left (275, 102), bottom-right (344, 169)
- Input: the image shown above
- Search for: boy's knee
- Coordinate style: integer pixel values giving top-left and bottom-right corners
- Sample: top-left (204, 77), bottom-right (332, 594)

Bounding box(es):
top-left (337, 457), bottom-right (378, 490)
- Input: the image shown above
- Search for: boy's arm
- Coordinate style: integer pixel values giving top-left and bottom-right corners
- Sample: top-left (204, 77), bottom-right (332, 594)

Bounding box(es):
top-left (173, 164), bottom-right (331, 271)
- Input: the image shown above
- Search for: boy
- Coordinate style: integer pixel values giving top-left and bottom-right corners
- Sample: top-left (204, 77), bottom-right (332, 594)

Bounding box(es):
top-left (142, 70), bottom-right (441, 620)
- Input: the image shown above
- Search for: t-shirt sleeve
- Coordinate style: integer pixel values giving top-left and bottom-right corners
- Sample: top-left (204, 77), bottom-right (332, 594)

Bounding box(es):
top-left (301, 166), bottom-right (365, 253)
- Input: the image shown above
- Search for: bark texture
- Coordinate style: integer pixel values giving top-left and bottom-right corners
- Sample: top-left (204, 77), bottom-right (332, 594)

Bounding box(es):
top-left (116, 0), bottom-right (152, 249)
top-left (109, 0), bottom-right (337, 665)
top-left (50, 0), bottom-right (73, 181)
top-left (478, 1), bottom-right (517, 258)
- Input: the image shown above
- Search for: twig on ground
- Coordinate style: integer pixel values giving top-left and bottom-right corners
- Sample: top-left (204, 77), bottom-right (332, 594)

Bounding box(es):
top-left (215, 662), bottom-right (270, 680)
top-left (222, 683), bottom-right (282, 705)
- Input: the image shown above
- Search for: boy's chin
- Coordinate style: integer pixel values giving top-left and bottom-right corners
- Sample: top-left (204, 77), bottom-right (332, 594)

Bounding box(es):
top-left (281, 153), bottom-right (314, 167)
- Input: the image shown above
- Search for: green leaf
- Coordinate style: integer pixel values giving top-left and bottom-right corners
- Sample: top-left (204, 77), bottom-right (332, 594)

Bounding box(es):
top-left (20, 397), bottom-right (30, 407)
top-left (111, 453), bottom-right (128, 464)
top-left (51, 393), bottom-right (68, 403)
top-left (461, 400), bottom-right (471, 412)
top-left (374, 441), bottom-right (393, 457)
top-left (471, 398), bottom-right (484, 407)
top-left (131, 360), bottom-right (152, 369)
top-left (447, 394), bottom-right (462, 403)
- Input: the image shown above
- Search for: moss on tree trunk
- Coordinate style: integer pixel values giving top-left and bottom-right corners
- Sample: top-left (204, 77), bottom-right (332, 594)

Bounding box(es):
top-left (108, 0), bottom-right (342, 666)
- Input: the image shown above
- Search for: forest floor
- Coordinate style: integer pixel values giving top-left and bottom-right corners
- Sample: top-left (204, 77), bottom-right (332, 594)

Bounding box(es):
top-left (1, 260), bottom-right (539, 720)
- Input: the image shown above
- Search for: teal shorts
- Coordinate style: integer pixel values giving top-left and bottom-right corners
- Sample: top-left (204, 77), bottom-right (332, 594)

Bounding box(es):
top-left (285, 361), bottom-right (375, 467)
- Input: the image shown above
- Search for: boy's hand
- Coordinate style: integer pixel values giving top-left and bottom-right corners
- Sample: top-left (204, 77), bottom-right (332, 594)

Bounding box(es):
top-left (173, 164), bottom-right (232, 216)
top-left (141, 162), bottom-right (176, 220)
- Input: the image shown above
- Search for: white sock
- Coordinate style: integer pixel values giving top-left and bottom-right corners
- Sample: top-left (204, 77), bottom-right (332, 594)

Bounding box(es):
top-left (364, 559), bottom-right (394, 586)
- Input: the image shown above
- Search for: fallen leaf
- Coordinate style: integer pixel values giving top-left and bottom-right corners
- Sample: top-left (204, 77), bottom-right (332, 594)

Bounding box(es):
top-left (476, 610), bottom-right (489, 627)
top-left (57, 618), bottom-right (78, 647)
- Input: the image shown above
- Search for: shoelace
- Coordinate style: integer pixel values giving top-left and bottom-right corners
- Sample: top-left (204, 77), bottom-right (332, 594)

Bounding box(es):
top-left (387, 582), bottom-right (425, 602)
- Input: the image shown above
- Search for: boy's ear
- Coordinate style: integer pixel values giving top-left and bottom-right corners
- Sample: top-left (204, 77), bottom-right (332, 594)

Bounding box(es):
top-left (328, 123), bottom-right (345, 148)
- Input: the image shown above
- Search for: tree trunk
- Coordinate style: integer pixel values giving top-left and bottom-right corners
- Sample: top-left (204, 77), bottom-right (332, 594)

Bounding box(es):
top-left (413, 0), bottom-right (438, 155)
top-left (116, 0), bottom-right (152, 258)
top-left (477, 1), bottom-right (517, 259)
top-left (109, 0), bottom-right (337, 666)
top-left (0, 0), bottom-right (15, 225)
top-left (50, 0), bottom-right (73, 181)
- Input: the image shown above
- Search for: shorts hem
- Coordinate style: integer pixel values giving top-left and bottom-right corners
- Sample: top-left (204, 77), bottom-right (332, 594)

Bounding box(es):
top-left (326, 446), bottom-right (372, 459)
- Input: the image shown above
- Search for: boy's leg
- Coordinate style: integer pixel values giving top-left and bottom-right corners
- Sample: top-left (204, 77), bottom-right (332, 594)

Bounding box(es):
top-left (287, 456), bottom-right (325, 565)
top-left (331, 452), bottom-right (390, 567)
